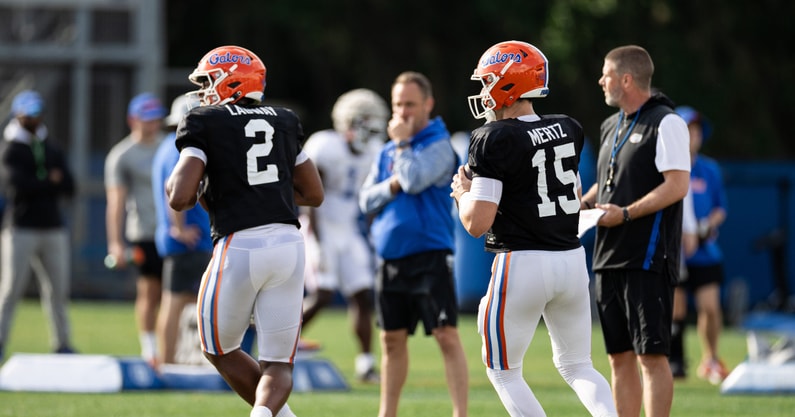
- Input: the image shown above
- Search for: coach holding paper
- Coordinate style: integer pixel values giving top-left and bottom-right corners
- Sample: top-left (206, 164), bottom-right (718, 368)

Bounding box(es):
top-left (580, 45), bottom-right (690, 417)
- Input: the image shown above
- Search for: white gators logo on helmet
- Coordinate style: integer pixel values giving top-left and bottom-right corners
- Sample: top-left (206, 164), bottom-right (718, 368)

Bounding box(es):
top-left (479, 50), bottom-right (523, 68)
top-left (206, 52), bottom-right (252, 66)
top-left (332, 88), bottom-right (389, 153)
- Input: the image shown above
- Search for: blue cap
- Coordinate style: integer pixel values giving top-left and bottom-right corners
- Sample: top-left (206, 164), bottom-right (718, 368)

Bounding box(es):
top-left (11, 90), bottom-right (44, 118)
top-left (675, 105), bottom-right (713, 142)
top-left (127, 92), bottom-right (166, 121)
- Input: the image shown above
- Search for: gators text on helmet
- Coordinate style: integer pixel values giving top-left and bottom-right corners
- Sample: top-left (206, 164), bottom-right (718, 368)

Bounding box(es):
top-left (188, 45), bottom-right (267, 106)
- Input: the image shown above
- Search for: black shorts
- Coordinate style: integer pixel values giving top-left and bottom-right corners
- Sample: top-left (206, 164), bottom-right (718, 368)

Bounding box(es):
top-left (680, 264), bottom-right (724, 292)
top-left (375, 250), bottom-right (458, 336)
top-left (131, 241), bottom-right (163, 279)
top-left (595, 268), bottom-right (674, 355)
top-left (163, 250), bottom-right (211, 294)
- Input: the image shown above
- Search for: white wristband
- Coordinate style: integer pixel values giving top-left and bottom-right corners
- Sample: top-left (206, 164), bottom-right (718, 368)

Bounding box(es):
top-left (470, 176), bottom-right (502, 204)
top-left (459, 191), bottom-right (474, 206)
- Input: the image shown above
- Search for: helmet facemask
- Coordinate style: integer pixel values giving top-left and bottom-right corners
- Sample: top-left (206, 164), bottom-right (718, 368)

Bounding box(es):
top-left (468, 59), bottom-right (517, 121)
top-left (188, 66), bottom-right (233, 106)
top-left (349, 115), bottom-right (387, 154)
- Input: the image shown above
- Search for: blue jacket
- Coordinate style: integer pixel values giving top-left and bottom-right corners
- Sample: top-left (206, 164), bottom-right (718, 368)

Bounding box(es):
top-left (361, 117), bottom-right (457, 260)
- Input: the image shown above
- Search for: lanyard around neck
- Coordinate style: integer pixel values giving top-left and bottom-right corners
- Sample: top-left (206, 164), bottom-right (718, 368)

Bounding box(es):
top-left (610, 108), bottom-right (642, 161)
top-left (31, 137), bottom-right (47, 180)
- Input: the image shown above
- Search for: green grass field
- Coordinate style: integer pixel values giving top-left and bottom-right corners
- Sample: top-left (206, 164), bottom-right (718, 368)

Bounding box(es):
top-left (2, 299), bottom-right (794, 416)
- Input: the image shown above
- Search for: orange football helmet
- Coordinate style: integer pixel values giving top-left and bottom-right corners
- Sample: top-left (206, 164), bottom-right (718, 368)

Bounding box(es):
top-left (188, 45), bottom-right (267, 106)
top-left (468, 40), bottom-right (549, 120)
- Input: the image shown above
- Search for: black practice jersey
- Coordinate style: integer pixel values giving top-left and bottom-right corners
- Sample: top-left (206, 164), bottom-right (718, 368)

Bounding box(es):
top-left (468, 115), bottom-right (584, 252)
top-left (175, 103), bottom-right (304, 242)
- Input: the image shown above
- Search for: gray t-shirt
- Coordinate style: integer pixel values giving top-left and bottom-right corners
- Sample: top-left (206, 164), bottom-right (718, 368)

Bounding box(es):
top-left (104, 133), bottom-right (164, 241)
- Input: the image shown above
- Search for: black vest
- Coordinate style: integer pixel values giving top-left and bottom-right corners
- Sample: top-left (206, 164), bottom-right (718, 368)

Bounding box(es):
top-left (593, 94), bottom-right (683, 276)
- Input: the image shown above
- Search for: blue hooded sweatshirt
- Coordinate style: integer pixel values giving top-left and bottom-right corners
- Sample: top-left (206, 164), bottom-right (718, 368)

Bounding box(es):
top-left (369, 117), bottom-right (457, 260)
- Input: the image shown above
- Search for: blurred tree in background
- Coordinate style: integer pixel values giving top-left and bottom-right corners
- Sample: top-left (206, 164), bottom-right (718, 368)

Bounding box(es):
top-left (166, 0), bottom-right (794, 159)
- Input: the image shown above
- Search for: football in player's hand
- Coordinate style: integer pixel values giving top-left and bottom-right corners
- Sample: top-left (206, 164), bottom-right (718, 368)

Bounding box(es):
top-left (463, 165), bottom-right (473, 179)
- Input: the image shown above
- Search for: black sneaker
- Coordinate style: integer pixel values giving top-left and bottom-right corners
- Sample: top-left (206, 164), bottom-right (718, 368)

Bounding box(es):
top-left (356, 368), bottom-right (380, 384)
top-left (55, 346), bottom-right (77, 354)
top-left (669, 358), bottom-right (687, 379)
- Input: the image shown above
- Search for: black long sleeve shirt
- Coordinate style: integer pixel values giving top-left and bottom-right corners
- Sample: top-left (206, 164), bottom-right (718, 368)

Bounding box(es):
top-left (1, 123), bottom-right (75, 229)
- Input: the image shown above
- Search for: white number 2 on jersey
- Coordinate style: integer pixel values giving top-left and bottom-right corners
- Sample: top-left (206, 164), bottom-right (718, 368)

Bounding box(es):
top-left (244, 119), bottom-right (279, 185)
top-left (532, 142), bottom-right (580, 217)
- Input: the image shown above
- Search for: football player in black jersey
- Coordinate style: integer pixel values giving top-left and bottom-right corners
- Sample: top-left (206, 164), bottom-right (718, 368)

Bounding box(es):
top-left (167, 45), bottom-right (323, 417)
top-left (451, 40), bottom-right (617, 417)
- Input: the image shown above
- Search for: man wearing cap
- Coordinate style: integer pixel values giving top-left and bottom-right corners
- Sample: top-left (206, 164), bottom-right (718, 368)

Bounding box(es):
top-left (151, 94), bottom-right (212, 365)
top-left (104, 92), bottom-right (166, 365)
top-left (0, 90), bottom-right (77, 360)
top-left (670, 106), bottom-right (730, 384)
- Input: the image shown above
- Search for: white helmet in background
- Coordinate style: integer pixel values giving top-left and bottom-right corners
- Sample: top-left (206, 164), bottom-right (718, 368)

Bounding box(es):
top-left (331, 88), bottom-right (388, 153)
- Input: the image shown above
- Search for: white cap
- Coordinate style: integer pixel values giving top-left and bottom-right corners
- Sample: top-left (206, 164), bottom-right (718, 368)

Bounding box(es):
top-left (165, 94), bottom-right (200, 127)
